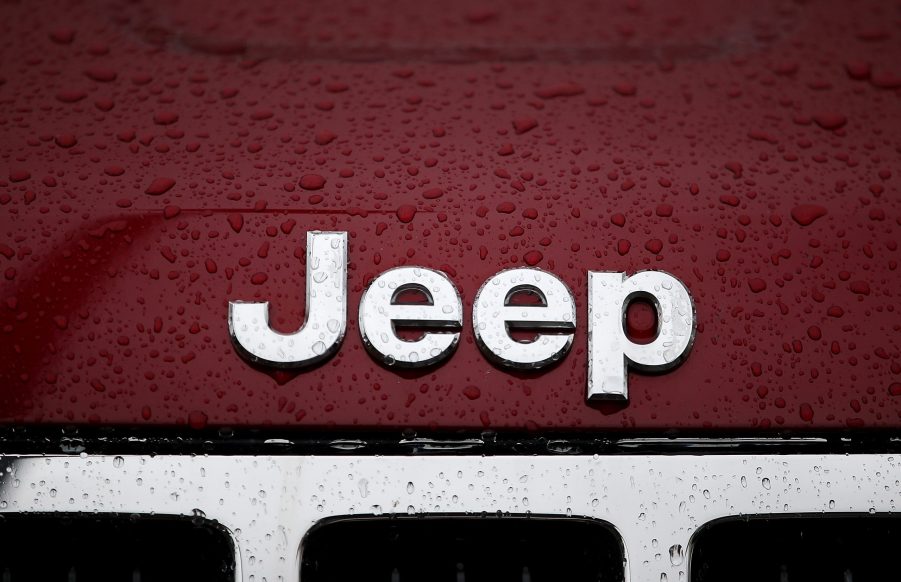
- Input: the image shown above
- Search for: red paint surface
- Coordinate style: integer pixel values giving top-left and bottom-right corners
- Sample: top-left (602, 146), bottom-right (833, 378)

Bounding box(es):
top-left (1, 0), bottom-right (900, 430)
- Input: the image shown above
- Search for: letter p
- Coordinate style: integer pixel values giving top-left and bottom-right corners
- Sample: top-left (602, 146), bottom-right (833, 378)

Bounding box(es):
top-left (587, 271), bottom-right (696, 401)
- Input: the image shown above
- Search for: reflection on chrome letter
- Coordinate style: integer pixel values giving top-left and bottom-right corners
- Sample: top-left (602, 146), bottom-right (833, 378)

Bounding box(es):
top-left (359, 266), bottom-right (463, 368)
top-left (587, 270), bottom-right (696, 402)
top-left (228, 231), bottom-right (347, 368)
top-left (473, 268), bottom-right (576, 369)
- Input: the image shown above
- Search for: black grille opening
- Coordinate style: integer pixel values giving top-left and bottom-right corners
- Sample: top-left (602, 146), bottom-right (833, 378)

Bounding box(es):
top-left (301, 515), bottom-right (624, 582)
top-left (692, 515), bottom-right (901, 582)
top-left (0, 513), bottom-right (234, 582)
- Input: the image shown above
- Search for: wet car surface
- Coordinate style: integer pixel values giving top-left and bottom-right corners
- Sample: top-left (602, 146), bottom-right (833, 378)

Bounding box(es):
top-left (1, 0), bottom-right (900, 429)
top-left (2, 3), bottom-right (901, 581)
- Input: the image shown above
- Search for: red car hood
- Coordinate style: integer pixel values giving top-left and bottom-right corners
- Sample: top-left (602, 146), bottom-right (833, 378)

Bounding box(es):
top-left (1, 0), bottom-right (899, 430)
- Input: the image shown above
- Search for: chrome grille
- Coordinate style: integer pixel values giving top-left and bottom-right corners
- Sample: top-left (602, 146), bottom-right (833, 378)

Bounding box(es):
top-left (1, 454), bottom-right (898, 582)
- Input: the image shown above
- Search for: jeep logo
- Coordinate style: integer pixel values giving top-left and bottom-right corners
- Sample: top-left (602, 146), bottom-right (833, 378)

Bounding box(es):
top-left (228, 231), bottom-right (696, 403)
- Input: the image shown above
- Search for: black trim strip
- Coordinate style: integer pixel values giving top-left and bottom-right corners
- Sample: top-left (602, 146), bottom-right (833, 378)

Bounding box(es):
top-left (1, 426), bottom-right (900, 455)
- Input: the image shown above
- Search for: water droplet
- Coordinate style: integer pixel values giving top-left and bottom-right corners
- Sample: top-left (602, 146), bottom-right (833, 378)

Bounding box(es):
top-left (669, 544), bottom-right (684, 566)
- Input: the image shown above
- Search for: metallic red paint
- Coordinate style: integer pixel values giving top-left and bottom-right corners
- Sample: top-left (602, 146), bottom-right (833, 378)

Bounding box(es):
top-left (1, 0), bottom-right (899, 430)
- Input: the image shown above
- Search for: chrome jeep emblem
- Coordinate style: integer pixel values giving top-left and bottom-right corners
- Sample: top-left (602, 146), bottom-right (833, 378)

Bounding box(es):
top-left (229, 231), bottom-right (696, 403)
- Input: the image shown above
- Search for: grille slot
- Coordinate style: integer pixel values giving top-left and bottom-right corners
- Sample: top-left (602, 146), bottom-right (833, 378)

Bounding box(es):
top-left (692, 515), bottom-right (901, 582)
top-left (300, 515), bottom-right (623, 582)
top-left (0, 514), bottom-right (234, 582)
